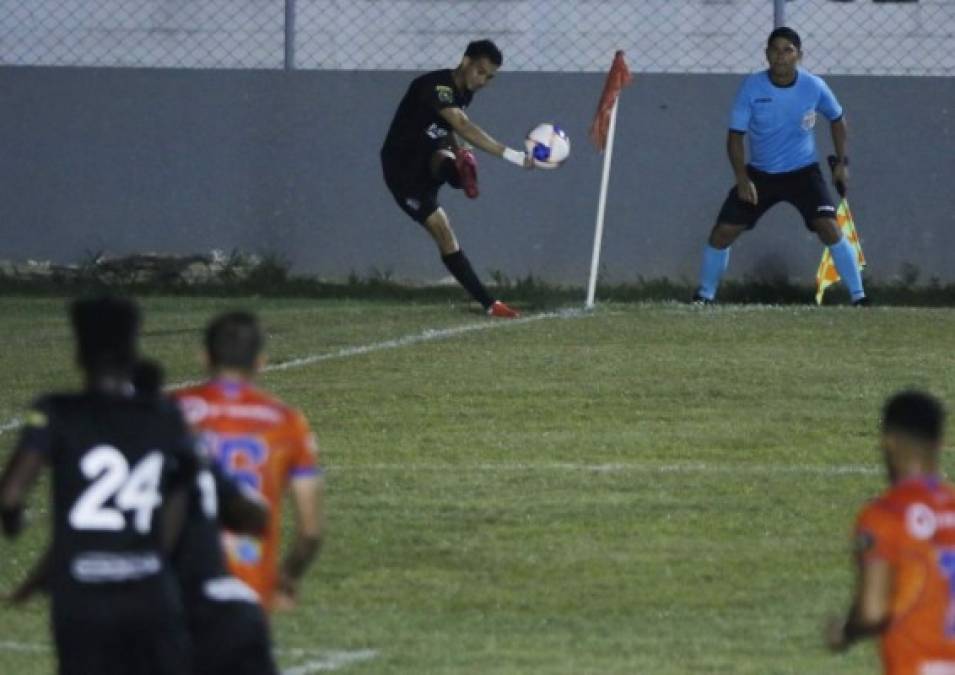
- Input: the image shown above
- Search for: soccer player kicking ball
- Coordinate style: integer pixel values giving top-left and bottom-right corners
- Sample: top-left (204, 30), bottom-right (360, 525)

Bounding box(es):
top-left (380, 39), bottom-right (535, 318)
top-left (693, 27), bottom-right (867, 305)
top-left (826, 391), bottom-right (955, 673)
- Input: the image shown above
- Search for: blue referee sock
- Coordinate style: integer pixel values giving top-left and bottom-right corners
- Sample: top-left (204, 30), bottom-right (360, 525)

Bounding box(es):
top-left (828, 236), bottom-right (865, 301)
top-left (697, 244), bottom-right (730, 301)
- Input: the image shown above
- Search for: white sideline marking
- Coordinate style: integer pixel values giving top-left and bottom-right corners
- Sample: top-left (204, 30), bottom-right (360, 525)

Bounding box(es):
top-left (0, 308), bottom-right (586, 438)
top-left (333, 461), bottom-right (881, 476)
top-left (282, 649), bottom-right (379, 674)
top-left (0, 640), bottom-right (378, 673)
top-left (0, 640), bottom-right (48, 653)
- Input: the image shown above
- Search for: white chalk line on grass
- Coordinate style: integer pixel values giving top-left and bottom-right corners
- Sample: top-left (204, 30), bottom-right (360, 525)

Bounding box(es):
top-left (332, 461), bottom-right (881, 476)
top-left (0, 641), bottom-right (377, 674)
top-left (0, 308), bottom-right (587, 438)
top-left (282, 650), bottom-right (379, 675)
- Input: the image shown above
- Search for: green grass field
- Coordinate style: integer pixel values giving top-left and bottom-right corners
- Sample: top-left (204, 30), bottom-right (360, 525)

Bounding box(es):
top-left (1, 296), bottom-right (954, 674)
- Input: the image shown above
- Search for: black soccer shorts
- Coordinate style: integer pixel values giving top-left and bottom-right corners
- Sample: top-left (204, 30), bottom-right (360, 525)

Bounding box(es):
top-left (52, 590), bottom-right (191, 675)
top-left (381, 155), bottom-right (443, 225)
top-left (189, 598), bottom-right (279, 675)
top-left (715, 162), bottom-right (837, 230)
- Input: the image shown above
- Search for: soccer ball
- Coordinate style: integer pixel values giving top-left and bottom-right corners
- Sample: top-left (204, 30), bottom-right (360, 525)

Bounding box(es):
top-left (525, 123), bottom-right (570, 169)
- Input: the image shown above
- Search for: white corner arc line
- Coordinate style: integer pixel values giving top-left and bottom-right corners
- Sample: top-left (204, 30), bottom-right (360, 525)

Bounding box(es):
top-left (0, 308), bottom-right (587, 438)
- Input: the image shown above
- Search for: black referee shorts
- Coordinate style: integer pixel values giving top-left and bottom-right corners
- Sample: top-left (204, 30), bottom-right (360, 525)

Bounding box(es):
top-left (716, 162), bottom-right (837, 230)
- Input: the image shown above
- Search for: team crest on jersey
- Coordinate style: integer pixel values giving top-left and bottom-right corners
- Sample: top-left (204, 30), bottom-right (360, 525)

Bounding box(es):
top-left (435, 85), bottom-right (454, 104)
top-left (801, 109), bottom-right (817, 131)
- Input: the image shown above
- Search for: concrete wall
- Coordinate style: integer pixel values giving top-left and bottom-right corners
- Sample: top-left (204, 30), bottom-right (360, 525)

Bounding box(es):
top-left (1, 66), bottom-right (953, 285)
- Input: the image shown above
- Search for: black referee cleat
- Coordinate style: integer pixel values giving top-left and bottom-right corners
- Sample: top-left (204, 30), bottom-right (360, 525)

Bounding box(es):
top-left (852, 296), bottom-right (871, 307)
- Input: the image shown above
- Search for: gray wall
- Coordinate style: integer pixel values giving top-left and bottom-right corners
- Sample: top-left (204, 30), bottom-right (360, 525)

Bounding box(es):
top-left (1, 66), bottom-right (953, 285)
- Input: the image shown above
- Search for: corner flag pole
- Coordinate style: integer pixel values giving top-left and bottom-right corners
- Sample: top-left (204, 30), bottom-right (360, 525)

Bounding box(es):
top-left (586, 51), bottom-right (633, 309)
top-left (586, 97), bottom-right (620, 308)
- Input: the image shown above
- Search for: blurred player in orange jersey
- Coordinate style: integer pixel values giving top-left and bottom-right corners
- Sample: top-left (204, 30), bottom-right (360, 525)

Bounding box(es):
top-left (827, 390), bottom-right (955, 674)
top-left (173, 311), bottom-right (324, 611)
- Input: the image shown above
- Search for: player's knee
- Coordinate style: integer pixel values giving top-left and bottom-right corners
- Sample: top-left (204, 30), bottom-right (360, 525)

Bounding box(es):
top-left (708, 224), bottom-right (740, 249)
top-left (813, 219), bottom-right (841, 245)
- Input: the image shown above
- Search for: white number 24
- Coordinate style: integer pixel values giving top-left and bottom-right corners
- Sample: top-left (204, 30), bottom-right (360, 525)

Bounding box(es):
top-left (69, 445), bottom-right (165, 534)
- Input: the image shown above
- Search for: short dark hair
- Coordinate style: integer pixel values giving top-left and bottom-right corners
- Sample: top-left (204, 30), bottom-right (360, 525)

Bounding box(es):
top-left (768, 26), bottom-right (802, 51)
top-left (882, 390), bottom-right (946, 445)
top-left (465, 39), bottom-right (503, 67)
top-left (70, 295), bottom-right (140, 373)
top-left (205, 311), bottom-right (263, 371)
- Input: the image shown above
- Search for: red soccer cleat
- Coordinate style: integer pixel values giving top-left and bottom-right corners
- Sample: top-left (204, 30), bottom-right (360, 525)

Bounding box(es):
top-left (454, 148), bottom-right (479, 199)
top-left (487, 300), bottom-right (520, 319)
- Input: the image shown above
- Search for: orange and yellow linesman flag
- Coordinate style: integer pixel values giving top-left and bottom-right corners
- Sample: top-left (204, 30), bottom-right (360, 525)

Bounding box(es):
top-left (815, 199), bottom-right (866, 304)
top-left (589, 50), bottom-right (633, 152)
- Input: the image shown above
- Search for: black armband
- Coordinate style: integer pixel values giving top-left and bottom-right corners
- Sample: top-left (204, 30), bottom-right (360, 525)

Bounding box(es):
top-left (1, 506), bottom-right (24, 537)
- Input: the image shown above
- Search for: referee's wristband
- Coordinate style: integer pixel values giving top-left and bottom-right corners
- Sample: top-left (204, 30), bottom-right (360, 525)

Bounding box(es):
top-left (502, 147), bottom-right (526, 166)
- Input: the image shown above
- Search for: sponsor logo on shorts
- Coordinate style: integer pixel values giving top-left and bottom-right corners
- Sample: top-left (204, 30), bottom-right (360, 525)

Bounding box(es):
top-left (405, 198), bottom-right (421, 211)
top-left (755, 97), bottom-right (773, 103)
top-left (801, 109), bottom-right (817, 131)
top-left (817, 205), bottom-right (836, 213)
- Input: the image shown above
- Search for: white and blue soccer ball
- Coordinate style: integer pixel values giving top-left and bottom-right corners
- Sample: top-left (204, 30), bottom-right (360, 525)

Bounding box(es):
top-left (525, 123), bottom-right (570, 169)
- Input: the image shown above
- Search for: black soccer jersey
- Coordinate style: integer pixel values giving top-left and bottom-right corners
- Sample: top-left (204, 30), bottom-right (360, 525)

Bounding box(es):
top-left (174, 462), bottom-right (258, 603)
top-left (381, 68), bottom-right (473, 166)
top-left (16, 391), bottom-right (198, 598)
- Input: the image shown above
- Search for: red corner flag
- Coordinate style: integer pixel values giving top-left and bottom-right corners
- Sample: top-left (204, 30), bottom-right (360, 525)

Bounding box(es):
top-left (589, 50), bottom-right (633, 152)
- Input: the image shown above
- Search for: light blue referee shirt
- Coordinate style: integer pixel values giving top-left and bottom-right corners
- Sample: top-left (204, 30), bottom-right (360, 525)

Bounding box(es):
top-left (729, 67), bottom-right (843, 174)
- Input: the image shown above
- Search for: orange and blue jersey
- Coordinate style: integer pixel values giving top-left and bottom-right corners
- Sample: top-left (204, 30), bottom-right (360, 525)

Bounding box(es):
top-left (855, 476), bottom-right (955, 675)
top-left (173, 378), bottom-right (320, 609)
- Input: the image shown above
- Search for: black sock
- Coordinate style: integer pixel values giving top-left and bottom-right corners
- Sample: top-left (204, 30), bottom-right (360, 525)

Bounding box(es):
top-left (442, 250), bottom-right (494, 309)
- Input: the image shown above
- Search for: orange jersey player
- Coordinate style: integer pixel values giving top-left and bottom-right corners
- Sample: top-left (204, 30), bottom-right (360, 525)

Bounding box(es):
top-left (174, 311), bottom-right (325, 611)
top-left (827, 390), bottom-right (955, 675)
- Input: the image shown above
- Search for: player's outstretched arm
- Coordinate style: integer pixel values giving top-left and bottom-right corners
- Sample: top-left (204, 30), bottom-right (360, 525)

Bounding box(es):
top-left (275, 475), bottom-right (324, 610)
top-left (439, 107), bottom-right (534, 168)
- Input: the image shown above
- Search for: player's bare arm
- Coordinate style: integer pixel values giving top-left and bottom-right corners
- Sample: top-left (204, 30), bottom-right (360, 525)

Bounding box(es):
top-left (727, 130), bottom-right (756, 205)
top-left (219, 485), bottom-right (269, 536)
top-left (160, 485), bottom-right (192, 555)
top-left (826, 556), bottom-right (892, 651)
top-left (275, 475), bottom-right (325, 610)
top-left (0, 446), bottom-right (45, 537)
top-left (439, 107), bottom-right (534, 169)
top-left (830, 117), bottom-right (849, 192)
top-left (7, 545), bottom-right (52, 604)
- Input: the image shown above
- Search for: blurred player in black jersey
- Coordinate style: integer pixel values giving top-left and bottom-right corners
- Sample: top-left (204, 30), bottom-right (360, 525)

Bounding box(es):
top-left (0, 296), bottom-right (196, 675)
top-left (134, 360), bottom-right (280, 675)
top-left (381, 39), bottom-right (535, 319)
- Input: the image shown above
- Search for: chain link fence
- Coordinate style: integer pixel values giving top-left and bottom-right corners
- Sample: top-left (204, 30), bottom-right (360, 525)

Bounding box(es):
top-left (1, 1), bottom-right (953, 75)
